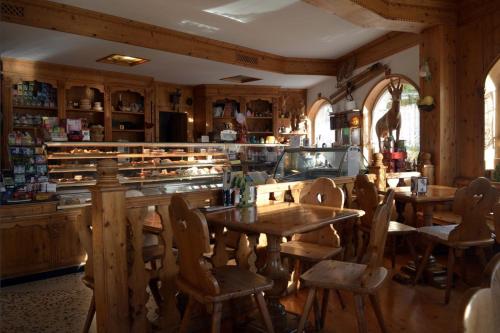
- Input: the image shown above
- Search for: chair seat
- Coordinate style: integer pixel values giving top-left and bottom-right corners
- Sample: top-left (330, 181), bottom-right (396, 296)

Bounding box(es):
top-left (300, 260), bottom-right (388, 294)
top-left (432, 211), bottom-right (462, 225)
top-left (388, 221), bottom-right (416, 235)
top-left (418, 225), bottom-right (494, 247)
top-left (280, 240), bottom-right (343, 261)
top-left (178, 266), bottom-right (273, 303)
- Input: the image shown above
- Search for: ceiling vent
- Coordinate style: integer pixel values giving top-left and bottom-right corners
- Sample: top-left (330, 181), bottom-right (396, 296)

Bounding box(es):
top-left (1, 2), bottom-right (24, 17)
top-left (235, 53), bottom-right (259, 66)
top-left (96, 54), bottom-right (149, 67)
top-left (220, 75), bottom-right (262, 84)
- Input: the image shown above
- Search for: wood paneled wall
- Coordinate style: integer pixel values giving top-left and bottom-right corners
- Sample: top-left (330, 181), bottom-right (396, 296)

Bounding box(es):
top-left (456, 0), bottom-right (500, 179)
top-left (420, 25), bottom-right (457, 185)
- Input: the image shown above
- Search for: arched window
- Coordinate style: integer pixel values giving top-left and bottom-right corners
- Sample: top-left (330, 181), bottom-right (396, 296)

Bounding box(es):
top-left (313, 103), bottom-right (334, 147)
top-left (484, 61), bottom-right (500, 170)
top-left (370, 84), bottom-right (420, 160)
top-left (362, 77), bottom-right (420, 163)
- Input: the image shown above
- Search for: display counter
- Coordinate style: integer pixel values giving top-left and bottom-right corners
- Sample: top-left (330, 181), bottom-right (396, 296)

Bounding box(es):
top-left (44, 142), bottom-right (286, 208)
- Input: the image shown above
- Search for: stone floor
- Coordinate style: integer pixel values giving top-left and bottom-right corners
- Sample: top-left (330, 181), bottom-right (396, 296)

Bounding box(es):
top-left (0, 273), bottom-right (95, 332)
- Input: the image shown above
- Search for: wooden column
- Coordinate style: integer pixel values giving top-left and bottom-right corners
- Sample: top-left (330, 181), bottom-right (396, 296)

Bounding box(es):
top-left (368, 153), bottom-right (387, 191)
top-left (90, 159), bottom-right (130, 333)
top-left (420, 25), bottom-right (457, 185)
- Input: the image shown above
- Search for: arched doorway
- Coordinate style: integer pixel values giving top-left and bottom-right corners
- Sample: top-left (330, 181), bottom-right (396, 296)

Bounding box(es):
top-left (484, 58), bottom-right (500, 172)
top-left (362, 75), bottom-right (420, 162)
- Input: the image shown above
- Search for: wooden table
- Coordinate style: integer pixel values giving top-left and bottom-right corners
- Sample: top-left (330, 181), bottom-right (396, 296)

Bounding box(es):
top-left (205, 201), bottom-right (363, 332)
top-left (391, 185), bottom-right (457, 226)
top-left (389, 185), bottom-right (457, 288)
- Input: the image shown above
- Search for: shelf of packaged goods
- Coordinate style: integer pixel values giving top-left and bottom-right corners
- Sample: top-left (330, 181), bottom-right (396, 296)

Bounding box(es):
top-left (13, 105), bottom-right (58, 111)
top-left (13, 125), bottom-right (42, 130)
top-left (48, 162), bottom-right (229, 173)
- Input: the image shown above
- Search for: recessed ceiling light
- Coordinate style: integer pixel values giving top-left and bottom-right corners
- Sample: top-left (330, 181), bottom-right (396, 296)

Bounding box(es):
top-left (220, 75), bottom-right (262, 83)
top-left (96, 54), bottom-right (149, 67)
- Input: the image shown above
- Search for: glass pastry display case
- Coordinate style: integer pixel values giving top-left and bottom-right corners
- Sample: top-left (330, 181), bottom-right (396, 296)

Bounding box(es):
top-left (44, 142), bottom-right (286, 207)
top-left (272, 146), bottom-right (367, 182)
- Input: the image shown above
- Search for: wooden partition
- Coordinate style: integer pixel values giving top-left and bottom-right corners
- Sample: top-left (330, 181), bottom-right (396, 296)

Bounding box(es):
top-left (89, 159), bottom-right (357, 331)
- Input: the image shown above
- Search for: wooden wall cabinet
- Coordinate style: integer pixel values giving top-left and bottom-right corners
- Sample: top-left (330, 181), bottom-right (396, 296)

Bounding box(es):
top-left (0, 202), bottom-right (85, 279)
top-left (193, 84), bottom-right (306, 142)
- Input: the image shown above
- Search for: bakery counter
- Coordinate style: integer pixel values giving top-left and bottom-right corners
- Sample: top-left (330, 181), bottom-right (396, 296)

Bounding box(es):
top-left (0, 201), bottom-right (87, 279)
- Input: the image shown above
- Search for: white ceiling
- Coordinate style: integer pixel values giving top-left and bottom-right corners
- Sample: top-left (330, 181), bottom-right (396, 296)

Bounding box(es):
top-left (0, 1), bottom-right (390, 88)
top-left (0, 22), bottom-right (331, 88)
top-left (51, 0), bottom-right (387, 59)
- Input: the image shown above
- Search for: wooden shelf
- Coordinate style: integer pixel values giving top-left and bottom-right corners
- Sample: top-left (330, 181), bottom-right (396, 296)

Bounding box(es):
top-left (112, 110), bottom-right (145, 115)
top-left (67, 108), bottom-right (104, 113)
top-left (13, 125), bottom-right (40, 130)
top-left (279, 132), bottom-right (307, 136)
top-left (247, 117), bottom-right (273, 119)
top-left (248, 131), bottom-right (273, 134)
top-left (213, 117), bottom-right (235, 120)
top-left (13, 105), bottom-right (57, 111)
top-left (49, 162), bottom-right (228, 173)
top-left (112, 129), bottom-right (145, 132)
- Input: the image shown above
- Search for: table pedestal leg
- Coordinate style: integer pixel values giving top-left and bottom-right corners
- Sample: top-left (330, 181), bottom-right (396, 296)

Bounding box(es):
top-left (259, 235), bottom-right (298, 332)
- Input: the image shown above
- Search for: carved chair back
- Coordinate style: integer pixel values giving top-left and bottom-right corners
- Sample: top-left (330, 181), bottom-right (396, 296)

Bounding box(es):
top-left (451, 186), bottom-right (467, 216)
top-left (169, 194), bottom-right (220, 296)
top-left (294, 177), bottom-right (344, 247)
top-left (449, 177), bottom-right (499, 242)
top-left (354, 174), bottom-right (380, 230)
top-left (361, 189), bottom-right (395, 273)
top-left (494, 203), bottom-right (500, 244)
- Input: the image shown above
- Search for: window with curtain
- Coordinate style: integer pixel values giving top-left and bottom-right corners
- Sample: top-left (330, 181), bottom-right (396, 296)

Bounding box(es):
top-left (484, 75), bottom-right (496, 170)
top-left (314, 103), bottom-right (335, 147)
top-left (370, 83), bottom-right (420, 162)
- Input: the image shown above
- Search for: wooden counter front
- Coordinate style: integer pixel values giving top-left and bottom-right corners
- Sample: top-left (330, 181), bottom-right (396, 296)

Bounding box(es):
top-left (0, 202), bottom-right (86, 279)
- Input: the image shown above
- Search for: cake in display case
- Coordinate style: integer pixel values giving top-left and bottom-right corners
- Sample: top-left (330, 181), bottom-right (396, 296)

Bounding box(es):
top-left (272, 146), bottom-right (367, 182)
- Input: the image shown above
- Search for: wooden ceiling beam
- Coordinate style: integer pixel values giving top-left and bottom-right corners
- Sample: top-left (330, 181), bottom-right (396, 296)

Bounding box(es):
top-left (336, 31), bottom-right (421, 69)
top-left (0, 0), bottom-right (337, 76)
top-left (303, 0), bottom-right (457, 33)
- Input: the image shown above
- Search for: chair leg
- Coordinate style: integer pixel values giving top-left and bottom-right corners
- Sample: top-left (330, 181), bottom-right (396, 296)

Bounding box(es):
top-left (476, 247), bottom-right (488, 268)
top-left (210, 302), bottom-right (223, 333)
top-left (320, 289), bottom-right (330, 329)
top-left (83, 294), bottom-right (95, 333)
top-left (353, 295), bottom-right (367, 333)
top-left (391, 236), bottom-right (397, 268)
top-left (369, 294), bottom-right (388, 333)
top-left (413, 242), bottom-right (434, 285)
top-left (313, 290), bottom-right (321, 330)
top-left (406, 235), bottom-right (418, 266)
top-left (180, 296), bottom-right (195, 333)
top-left (298, 287), bottom-right (316, 333)
top-left (149, 279), bottom-right (163, 308)
top-left (335, 290), bottom-right (346, 310)
top-left (255, 292), bottom-right (274, 333)
top-left (294, 260), bottom-right (302, 295)
top-left (445, 247), bottom-right (456, 304)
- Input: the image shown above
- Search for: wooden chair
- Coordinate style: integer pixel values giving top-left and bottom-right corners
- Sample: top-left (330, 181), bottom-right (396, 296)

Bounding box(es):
top-left (457, 253), bottom-right (500, 333)
top-left (414, 177), bottom-right (498, 304)
top-left (169, 194), bottom-right (274, 333)
top-left (280, 178), bottom-right (345, 294)
top-left (297, 189), bottom-right (395, 333)
top-left (354, 174), bottom-right (417, 268)
top-left (429, 186), bottom-right (467, 225)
